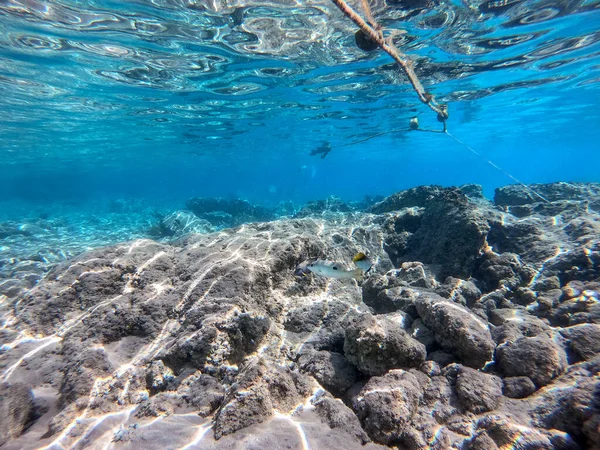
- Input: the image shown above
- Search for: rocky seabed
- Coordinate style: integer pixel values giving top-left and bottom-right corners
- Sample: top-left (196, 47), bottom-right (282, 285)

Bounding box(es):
top-left (1, 182), bottom-right (599, 449)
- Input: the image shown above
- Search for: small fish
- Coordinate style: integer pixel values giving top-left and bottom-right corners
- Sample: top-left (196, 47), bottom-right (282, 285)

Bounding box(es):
top-left (353, 252), bottom-right (373, 273)
top-left (306, 260), bottom-right (364, 280)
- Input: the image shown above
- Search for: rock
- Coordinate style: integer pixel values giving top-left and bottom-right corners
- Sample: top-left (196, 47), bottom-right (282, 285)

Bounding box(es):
top-left (537, 376), bottom-right (600, 449)
top-left (428, 350), bottom-right (454, 367)
top-left (213, 383), bottom-right (274, 439)
top-left (0, 383), bottom-right (35, 441)
top-left (352, 370), bottom-right (422, 445)
top-left (459, 184), bottom-right (486, 200)
top-left (297, 350), bottom-right (358, 397)
top-left (214, 361), bottom-right (312, 439)
top-left (185, 197), bottom-right (275, 227)
top-left (474, 251), bottom-right (535, 291)
top-left (368, 185), bottom-right (449, 213)
top-left (494, 182), bottom-right (600, 206)
top-left (409, 318), bottom-right (436, 350)
top-left (294, 196), bottom-right (356, 218)
top-left (313, 395), bottom-right (370, 444)
top-left (135, 395), bottom-right (175, 418)
top-left (490, 313), bottom-right (551, 343)
top-left (178, 373), bottom-right (225, 417)
top-left (502, 376), bottom-right (537, 399)
top-left (546, 246), bottom-right (600, 285)
top-left (531, 275), bottom-right (561, 292)
top-left (146, 360), bottom-right (175, 394)
top-left (435, 277), bottom-right (482, 307)
top-left (370, 186), bottom-right (491, 277)
top-left (560, 323), bottom-right (600, 362)
top-left (285, 300), bottom-right (362, 353)
top-left (553, 288), bottom-right (600, 326)
top-left (455, 366), bottom-right (503, 413)
top-left (362, 277), bottom-right (420, 315)
top-left (148, 210), bottom-right (214, 238)
top-left (486, 216), bottom-right (559, 263)
top-left (496, 334), bottom-right (568, 387)
top-left (467, 431), bottom-right (499, 450)
top-left (344, 313), bottom-right (426, 376)
top-left (401, 189), bottom-right (491, 278)
top-left (477, 414), bottom-right (579, 450)
top-left (419, 360), bottom-right (441, 377)
top-left (414, 293), bottom-right (495, 368)
top-left (391, 262), bottom-right (437, 289)
top-left (284, 302), bottom-right (327, 333)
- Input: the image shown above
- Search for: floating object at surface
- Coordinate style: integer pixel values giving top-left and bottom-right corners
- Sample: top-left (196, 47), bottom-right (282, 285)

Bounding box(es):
top-left (409, 117), bottom-right (420, 130)
top-left (355, 29), bottom-right (378, 51)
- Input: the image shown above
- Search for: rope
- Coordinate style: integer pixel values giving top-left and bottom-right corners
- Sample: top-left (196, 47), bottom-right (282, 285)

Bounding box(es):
top-left (445, 131), bottom-right (551, 204)
top-left (329, 0), bottom-right (446, 119)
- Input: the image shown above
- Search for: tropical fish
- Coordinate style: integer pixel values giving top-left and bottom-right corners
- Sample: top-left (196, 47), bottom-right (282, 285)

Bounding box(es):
top-left (305, 259), bottom-right (364, 280)
top-left (352, 252), bottom-right (373, 273)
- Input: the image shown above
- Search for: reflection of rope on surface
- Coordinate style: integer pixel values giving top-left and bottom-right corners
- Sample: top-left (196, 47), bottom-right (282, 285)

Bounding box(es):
top-left (330, 0), bottom-right (449, 127)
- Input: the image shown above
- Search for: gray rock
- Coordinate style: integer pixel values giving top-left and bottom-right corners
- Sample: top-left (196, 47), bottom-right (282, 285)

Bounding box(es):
top-left (178, 373), bottom-right (225, 417)
top-left (409, 318), bottom-right (436, 350)
top-left (150, 210), bottom-right (214, 238)
top-left (474, 251), bottom-right (535, 291)
top-left (368, 185), bottom-right (448, 213)
top-left (560, 323), bottom-right (600, 362)
top-left (344, 313), bottom-right (426, 376)
top-left (391, 262), bottom-right (436, 289)
top-left (213, 383), bottom-right (274, 439)
top-left (435, 277), bottom-right (482, 307)
top-left (455, 366), bottom-right (503, 413)
top-left (459, 184), bottom-right (486, 200)
top-left (284, 302), bottom-right (327, 332)
top-left (214, 361), bottom-right (313, 439)
top-left (414, 293), bottom-right (495, 368)
top-left (405, 190), bottom-right (490, 278)
top-left (353, 369), bottom-right (422, 445)
top-left (467, 431), bottom-right (499, 450)
top-left (146, 360), bottom-right (175, 394)
top-left (427, 350), bottom-right (455, 367)
top-left (313, 395), bottom-right (370, 444)
top-left (0, 383), bottom-right (35, 442)
top-left (502, 376), bottom-right (537, 399)
top-left (477, 414), bottom-right (579, 450)
top-left (362, 282), bottom-right (420, 315)
top-left (491, 313), bottom-right (551, 343)
top-left (536, 376), bottom-right (600, 449)
top-left (496, 334), bottom-right (568, 387)
top-left (297, 350), bottom-right (358, 397)
top-left (494, 182), bottom-right (600, 206)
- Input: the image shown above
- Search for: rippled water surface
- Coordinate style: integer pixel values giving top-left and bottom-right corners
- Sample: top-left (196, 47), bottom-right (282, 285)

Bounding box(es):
top-left (1, 0), bottom-right (599, 204)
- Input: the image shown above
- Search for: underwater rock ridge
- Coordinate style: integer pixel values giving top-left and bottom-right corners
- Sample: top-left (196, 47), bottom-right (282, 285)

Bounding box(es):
top-left (0, 181), bottom-right (599, 449)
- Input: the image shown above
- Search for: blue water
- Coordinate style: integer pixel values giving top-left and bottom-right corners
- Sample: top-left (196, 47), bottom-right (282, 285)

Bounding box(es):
top-left (0, 0), bottom-right (599, 215)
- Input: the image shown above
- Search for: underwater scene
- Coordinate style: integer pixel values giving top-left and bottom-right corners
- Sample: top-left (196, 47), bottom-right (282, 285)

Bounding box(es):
top-left (1, 0), bottom-right (599, 448)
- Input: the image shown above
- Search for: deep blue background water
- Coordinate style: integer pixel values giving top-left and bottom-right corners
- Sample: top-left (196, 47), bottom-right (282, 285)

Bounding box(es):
top-left (0, 0), bottom-right (598, 218)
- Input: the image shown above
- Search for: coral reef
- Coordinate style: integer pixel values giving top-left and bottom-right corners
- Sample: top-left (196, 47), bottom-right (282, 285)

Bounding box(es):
top-left (1, 182), bottom-right (599, 449)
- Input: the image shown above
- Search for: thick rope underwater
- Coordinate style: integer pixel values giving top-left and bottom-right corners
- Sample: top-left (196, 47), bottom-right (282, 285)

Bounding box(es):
top-left (329, 0), bottom-right (446, 119)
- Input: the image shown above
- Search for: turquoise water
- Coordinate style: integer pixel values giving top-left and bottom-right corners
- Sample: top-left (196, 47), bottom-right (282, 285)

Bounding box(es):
top-left (0, 0), bottom-right (599, 212)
